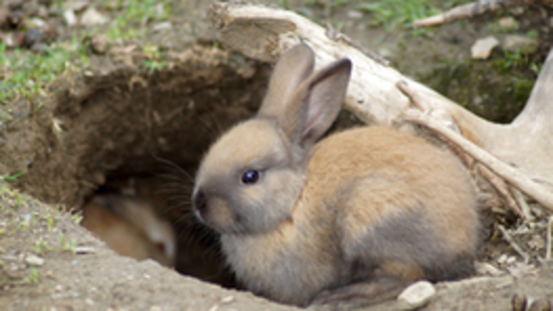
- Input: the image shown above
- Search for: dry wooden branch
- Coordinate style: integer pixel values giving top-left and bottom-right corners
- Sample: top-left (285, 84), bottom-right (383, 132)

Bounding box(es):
top-left (511, 188), bottom-right (533, 221)
top-left (498, 224), bottom-right (531, 263)
top-left (478, 165), bottom-right (525, 219)
top-left (412, 0), bottom-right (553, 28)
top-left (396, 81), bottom-right (553, 212)
top-left (209, 2), bottom-right (553, 213)
top-left (547, 216), bottom-right (553, 261)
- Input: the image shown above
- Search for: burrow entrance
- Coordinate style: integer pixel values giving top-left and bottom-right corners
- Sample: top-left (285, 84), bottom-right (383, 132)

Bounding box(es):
top-left (5, 45), bottom-right (274, 287)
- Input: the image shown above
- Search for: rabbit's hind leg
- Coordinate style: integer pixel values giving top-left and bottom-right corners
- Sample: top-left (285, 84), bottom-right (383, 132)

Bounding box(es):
top-left (309, 260), bottom-right (422, 309)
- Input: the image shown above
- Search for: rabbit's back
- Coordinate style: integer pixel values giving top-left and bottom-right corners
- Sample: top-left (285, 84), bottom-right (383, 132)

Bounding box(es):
top-left (303, 125), bottom-right (479, 281)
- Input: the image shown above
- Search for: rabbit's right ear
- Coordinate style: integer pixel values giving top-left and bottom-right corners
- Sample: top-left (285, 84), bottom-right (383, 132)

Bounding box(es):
top-left (258, 43), bottom-right (315, 118)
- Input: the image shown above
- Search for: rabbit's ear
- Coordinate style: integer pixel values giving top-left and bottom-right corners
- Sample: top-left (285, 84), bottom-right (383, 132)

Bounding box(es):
top-left (283, 58), bottom-right (352, 148)
top-left (258, 43), bottom-right (315, 118)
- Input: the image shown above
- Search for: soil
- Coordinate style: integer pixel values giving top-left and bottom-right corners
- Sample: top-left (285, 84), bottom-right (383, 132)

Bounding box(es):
top-left (1, 0), bottom-right (553, 310)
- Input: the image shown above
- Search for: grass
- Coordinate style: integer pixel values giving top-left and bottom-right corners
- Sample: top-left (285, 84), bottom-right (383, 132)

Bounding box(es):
top-left (3, 172), bottom-right (26, 182)
top-left (0, 37), bottom-right (89, 106)
top-left (27, 267), bottom-right (41, 284)
top-left (0, 0), bottom-right (171, 107)
top-left (100, 0), bottom-right (169, 40)
top-left (358, 0), bottom-right (439, 32)
top-left (58, 231), bottom-right (77, 253)
top-left (357, 0), bottom-right (472, 35)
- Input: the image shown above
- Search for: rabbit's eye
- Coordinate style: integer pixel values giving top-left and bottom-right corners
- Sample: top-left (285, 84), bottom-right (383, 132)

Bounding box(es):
top-left (241, 170), bottom-right (259, 184)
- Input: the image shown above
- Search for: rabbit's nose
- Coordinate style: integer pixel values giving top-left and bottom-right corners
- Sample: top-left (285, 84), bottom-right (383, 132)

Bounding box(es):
top-left (193, 190), bottom-right (207, 213)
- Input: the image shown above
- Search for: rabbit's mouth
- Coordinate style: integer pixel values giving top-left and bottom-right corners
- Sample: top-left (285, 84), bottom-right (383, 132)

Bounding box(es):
top-left (192, 192), bottom-right (243, 234)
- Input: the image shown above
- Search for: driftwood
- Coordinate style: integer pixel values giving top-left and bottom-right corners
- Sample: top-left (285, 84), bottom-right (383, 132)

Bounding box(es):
top-left (209, 3), bottom-right (553, 212)
top-left (413, 0), bottom-right (553, 28)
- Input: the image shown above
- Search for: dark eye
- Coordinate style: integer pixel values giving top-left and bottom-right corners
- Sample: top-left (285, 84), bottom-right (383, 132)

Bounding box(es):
top-left (241, 170), bottom-right (260, 184)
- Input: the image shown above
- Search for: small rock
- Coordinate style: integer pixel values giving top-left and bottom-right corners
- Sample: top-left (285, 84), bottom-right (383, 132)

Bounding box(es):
top-left (497, 253), bottom-right (508, 264)
top-left (23, 1), bottom-right (41, 17)
top-left (90, 34), bottom-right (109, 54)
top-left (498, 17), bottom-right (518, 30)
top-left (397, 281), bottom-right (436, 310)
top-left (85, 298), bottom-right (94, 306)
top-left (503, 35), bottom-right (538, 54)
top-left (509, 7), bottom-right (525, 16)
top-left (528, 299), bottom-right (551, 311)
top-left (63, 10), bottom-right (77, 26)
top-left (0, 32), bottom-right (16, 48)
top-left (152, 21), bottom-right (172, 32)
top-left (75, 246), bottom-right (96, 254)
top-left (506, 256), bottom-right (516, 265)
top-left (36, 5), bottom-right (48, 19)
top-left (347, 10), bottom-right (363, 19)
top-left (221, 295), bottom-right (234, 304)
top-left (22, 28), bottom-right (44, 48)
top-left (63, 0), bottom-right (90, 12)
top-left (28, 17), bottom-right (47, 29)
top-left (80, 7), bottom-right (108, 26)
top-left (471, 36), bottom-right (499, 60)
top-left (25, 254), bottom-right (45, 266)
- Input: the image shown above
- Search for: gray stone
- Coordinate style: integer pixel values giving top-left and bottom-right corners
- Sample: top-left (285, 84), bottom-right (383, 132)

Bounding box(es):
top-left (503, 35), bottom-right (538, 54)
top-left (397, 280), bottom-right (436, 310)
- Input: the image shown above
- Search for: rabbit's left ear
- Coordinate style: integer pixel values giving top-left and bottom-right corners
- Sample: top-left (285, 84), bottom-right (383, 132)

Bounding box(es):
top-left (258, 43), bottom-right (315, 119)
top-left (281, 58), bottom-right (352, 148)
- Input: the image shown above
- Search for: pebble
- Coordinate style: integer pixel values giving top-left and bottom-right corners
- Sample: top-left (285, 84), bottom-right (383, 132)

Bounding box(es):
top-left (221, 295), bottom-right (234, 304)
top-left (152, 21), bottom-right (172, 32)
top-left (63, 0), bottom-right (90, 12)
top-left (22, 28), bottom-right (44, 48)
top-left (28, 17), bottom-right (47, 29)
top-left (397, 280), bottom-right (436, 310)
top-left (471, 36), bottom-right (499, 60)
top-left (25, 254), bottom-right (45, 266)
top-left (90, 34), bottom-right (109, 54)
top-left (1, 32), bottom-right (17, 48)
top-left (74, 246), bottom-right (96, 254)
top-left (528, 299), bottom-right (551, 311)
top-left (503, 35), bottom-right (539, 54)
top-left (80, 7), bottom-right (108, 26)
top-left (63, 10), bottom-right (77, 26)
top-left (23, 1), bottom-right (41, 17)
top-left (347, 10), bottom-right (363, 19)
top-left (498, 17), bottom-right (518, 30)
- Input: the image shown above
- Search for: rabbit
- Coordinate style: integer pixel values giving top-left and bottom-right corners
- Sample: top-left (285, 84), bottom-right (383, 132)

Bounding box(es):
top-left (192, 43), bottom-right (480, 308)
top-left (82, 194), bottom-right (176, 267)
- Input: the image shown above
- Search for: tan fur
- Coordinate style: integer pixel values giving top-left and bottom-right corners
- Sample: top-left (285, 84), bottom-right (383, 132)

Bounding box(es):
top-left (193, 44), bottom-right (480, 308)
top-left (81, 196), bottom-right (175, 267)
top-left (101, 195), bottom-right (176, 264)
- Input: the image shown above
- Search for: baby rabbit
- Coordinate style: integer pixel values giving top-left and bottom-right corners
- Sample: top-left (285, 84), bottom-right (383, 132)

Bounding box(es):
top-left (82, 195), bottom-right (176, 267)
top-left (192, 43), bottom-right (480, 308)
